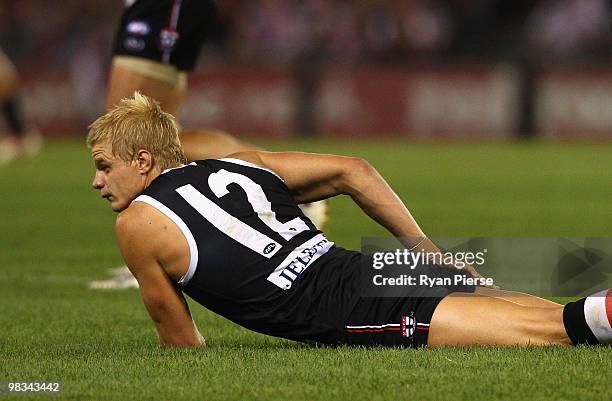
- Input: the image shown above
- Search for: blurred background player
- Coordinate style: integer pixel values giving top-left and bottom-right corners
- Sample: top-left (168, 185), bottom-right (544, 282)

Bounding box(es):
top-left (92, 0), bottom-right (327, 288)
top-left (107, 0), bottom-right (327, 223)
top-left (0, 48), bottom-right (42, 165)
top-left (106, 0), bottom-right (245, 159)
top-left (109, 0), bottom-right (326, 214)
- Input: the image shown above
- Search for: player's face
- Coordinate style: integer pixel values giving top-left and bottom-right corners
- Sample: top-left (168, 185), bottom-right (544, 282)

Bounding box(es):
top-left (91, 142), bottom-right (145, 212)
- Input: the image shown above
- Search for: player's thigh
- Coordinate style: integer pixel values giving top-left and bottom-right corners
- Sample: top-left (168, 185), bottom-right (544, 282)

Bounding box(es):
top-left (428, 292), bottom-right (570, 347)
top-left (106, 63), bottom-right (186, 114)
top-left (474, 287), bottom-right (562, 308)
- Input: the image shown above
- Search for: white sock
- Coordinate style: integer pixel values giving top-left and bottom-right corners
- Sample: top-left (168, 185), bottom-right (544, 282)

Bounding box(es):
top-left (584, 289), bottom-right (612, 344)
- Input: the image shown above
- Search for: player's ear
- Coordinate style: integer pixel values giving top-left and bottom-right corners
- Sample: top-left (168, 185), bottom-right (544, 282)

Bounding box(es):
top-left (135, 149), bottom-right (153, 173)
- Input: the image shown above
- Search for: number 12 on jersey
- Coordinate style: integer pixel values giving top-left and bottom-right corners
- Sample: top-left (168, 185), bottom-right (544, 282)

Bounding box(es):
top-left (176, 169), bottom-right (309, 258)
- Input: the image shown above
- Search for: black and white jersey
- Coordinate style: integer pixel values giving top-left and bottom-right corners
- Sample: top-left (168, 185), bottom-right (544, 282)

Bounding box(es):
top-left (134, 158), bottom-right (364, 344)
top-left (113, 0), bottom-right (216, 70)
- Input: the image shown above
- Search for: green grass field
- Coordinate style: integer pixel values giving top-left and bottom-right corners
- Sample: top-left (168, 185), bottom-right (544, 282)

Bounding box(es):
top-left (1, 139), bottom-right (611, 401)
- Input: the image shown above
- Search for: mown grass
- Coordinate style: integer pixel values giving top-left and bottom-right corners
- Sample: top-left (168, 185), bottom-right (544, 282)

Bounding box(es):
top-left (0, 139), bottom-right (610, 400)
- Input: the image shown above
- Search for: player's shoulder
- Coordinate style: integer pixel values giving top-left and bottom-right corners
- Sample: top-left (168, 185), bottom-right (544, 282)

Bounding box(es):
top-left (115, 201), bottom-right (163, 243)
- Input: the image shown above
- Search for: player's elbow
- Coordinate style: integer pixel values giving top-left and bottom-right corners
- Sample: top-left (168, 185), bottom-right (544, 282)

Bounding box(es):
top-left (339, 157), bottom-right (376, 194)
top-left (350, 157), bottom-right (374, 174)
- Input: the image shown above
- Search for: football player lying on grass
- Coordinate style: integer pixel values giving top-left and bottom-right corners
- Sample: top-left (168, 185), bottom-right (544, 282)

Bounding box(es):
top-left (88, 93), bottom-right (611, 348)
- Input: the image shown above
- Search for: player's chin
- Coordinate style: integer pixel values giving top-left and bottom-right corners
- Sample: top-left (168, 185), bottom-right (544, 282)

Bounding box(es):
top-left (110, 200), bottom-right (130, 213)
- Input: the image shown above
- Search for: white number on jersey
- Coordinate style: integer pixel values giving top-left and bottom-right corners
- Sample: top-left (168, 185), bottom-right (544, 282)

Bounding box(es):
top-left (208, 170), bottom-right (309, 241)
top-left (176, 169), bottom-right (309, 258)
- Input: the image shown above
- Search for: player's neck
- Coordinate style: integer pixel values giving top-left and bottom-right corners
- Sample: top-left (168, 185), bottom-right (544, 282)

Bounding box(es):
top-left (143, 167), bottom-right (162, 188)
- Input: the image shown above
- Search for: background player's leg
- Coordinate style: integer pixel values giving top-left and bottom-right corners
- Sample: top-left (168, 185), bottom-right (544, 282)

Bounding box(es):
top-left (106, 59), bottom-right (260, 162)
top-left (0, 50), bottom-right (42, 165)
top-left (474, 287), bottom-right (562, 308)
top-left (428, 292), bottom-right (571, 346)
top-left (180, 128), bottom-right (258, 160)
top-left (105, 63), bottom-right (186, 115)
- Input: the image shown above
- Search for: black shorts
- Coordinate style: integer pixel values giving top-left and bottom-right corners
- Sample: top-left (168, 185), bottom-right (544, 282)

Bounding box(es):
top-left (112, 0), bottom-right (216, 71)
top-left (343, 285), bottom-right (475, 348)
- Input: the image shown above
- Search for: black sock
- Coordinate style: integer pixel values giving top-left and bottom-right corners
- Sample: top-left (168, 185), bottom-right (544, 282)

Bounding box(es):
top-left (563, 289), bottom-right (612, 346)
top-left (563, 298), bottom-right (600, 345)
top-left (2, 97), bottom-right (26, 138)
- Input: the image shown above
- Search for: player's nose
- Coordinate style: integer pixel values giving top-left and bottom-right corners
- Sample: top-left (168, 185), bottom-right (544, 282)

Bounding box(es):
top-left (92, 171), bottom-right (104, 190)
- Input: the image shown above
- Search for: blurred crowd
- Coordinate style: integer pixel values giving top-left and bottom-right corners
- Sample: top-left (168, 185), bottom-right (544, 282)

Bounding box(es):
top-left (1, 0), bottom-right (611, 136)
top-left (1, 0), bottom-right (612, 73)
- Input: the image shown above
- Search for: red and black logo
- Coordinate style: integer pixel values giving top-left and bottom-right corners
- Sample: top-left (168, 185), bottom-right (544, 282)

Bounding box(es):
top-left (159, 28), bottom-right (179, 52)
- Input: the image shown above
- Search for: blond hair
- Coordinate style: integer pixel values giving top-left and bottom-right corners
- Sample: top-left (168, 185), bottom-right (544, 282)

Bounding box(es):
top-left (87, 92), bottom-right (186, 170)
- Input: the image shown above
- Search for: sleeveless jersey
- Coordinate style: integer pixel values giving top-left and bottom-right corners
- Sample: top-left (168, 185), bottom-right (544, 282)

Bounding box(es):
top-left (133, 158), bottom-right (365, 344)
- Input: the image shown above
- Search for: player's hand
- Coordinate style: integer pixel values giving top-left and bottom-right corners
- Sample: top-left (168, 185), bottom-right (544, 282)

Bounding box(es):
top-left (464, 264), bottom-right (499, 289)
top-left (419, 238), bottom-right (499, 289)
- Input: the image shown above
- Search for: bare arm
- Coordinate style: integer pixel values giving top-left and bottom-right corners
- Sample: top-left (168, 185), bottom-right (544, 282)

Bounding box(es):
top-left (231, 151), bottom-right (493, 284)
top-left (115, 206), bottom-right (204, 347)
top-left (229, 151), bottom-right (435, 249)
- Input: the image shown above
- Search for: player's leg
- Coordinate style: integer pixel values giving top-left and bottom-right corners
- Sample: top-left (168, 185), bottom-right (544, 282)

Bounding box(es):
top-left (106, 60), bottom-right (261, 159)
top-left (428, 293), bottom-right (570, 346)
top-left (428, 289), bottom-right (612, 346)
top-left (179, 128), bottom-right (258, 160)
top-left (106, 57), bottom-right (187, 115)
top-left (107, 66), bottom-right (263, 163)
top-left (107, 0), bottom-right (208, 113)
top-left (474, 287), bottom-right (562, 308)
top-left (107, 0), bottom-right (259, 160)
top-left (0, 50), bottom-right (42, 165)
